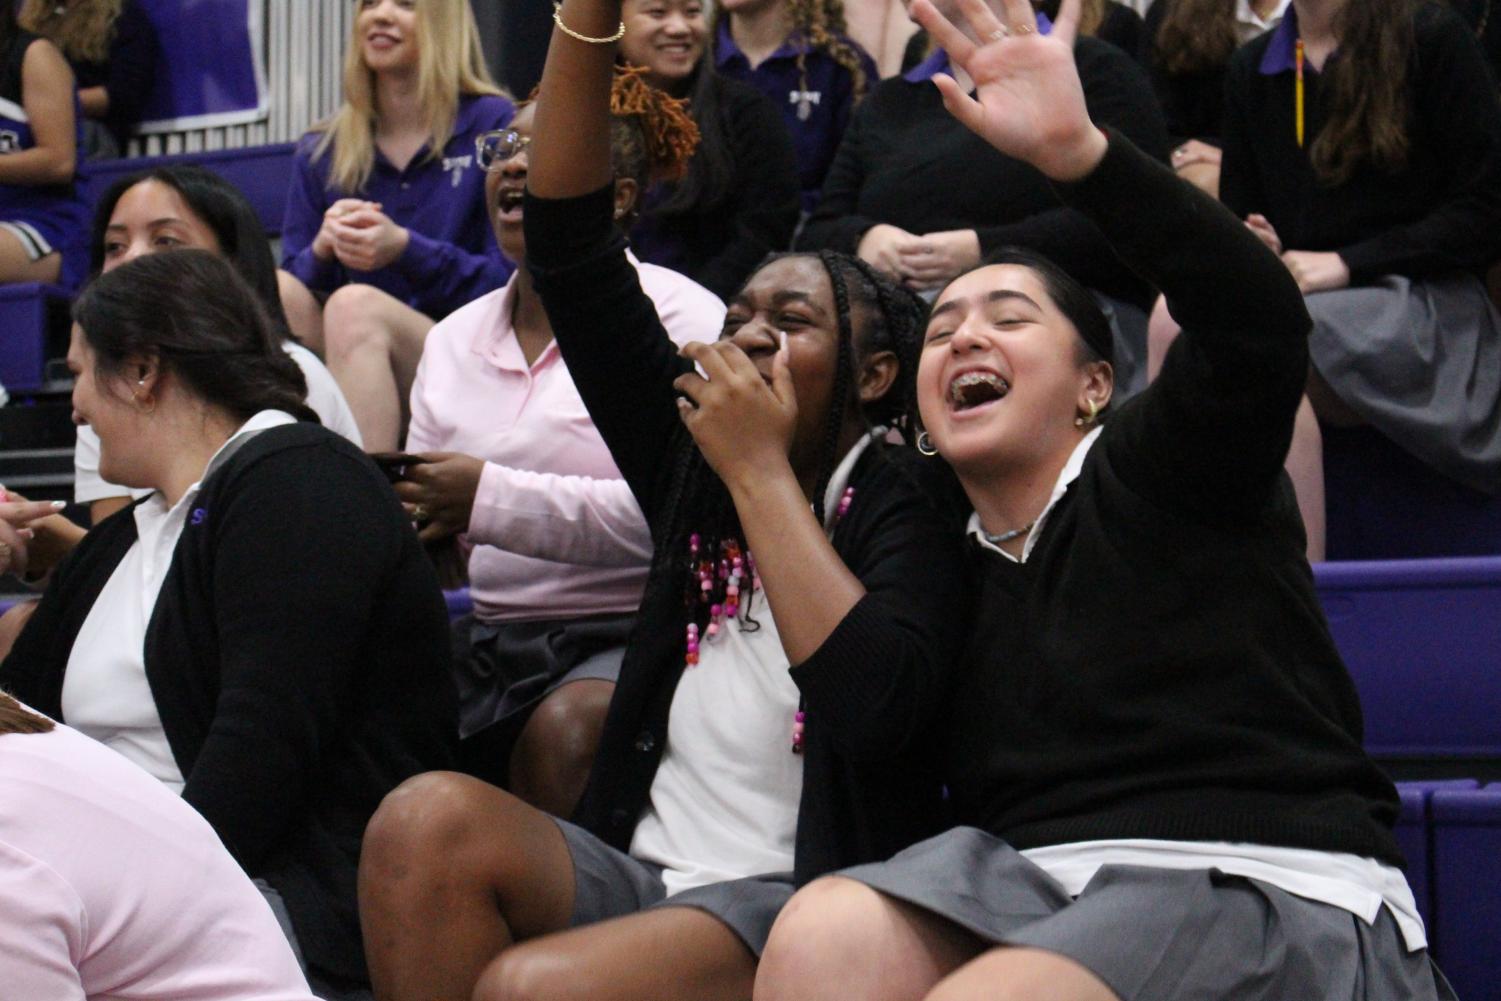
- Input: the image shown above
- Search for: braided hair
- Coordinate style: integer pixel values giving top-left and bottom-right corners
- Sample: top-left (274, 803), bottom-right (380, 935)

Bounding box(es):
top-left (609, 64), bottom-right (701, 185)
top-left (649, 251), bottom-right (928, 639)
top-left (784, 0), bottom-right (870, 107)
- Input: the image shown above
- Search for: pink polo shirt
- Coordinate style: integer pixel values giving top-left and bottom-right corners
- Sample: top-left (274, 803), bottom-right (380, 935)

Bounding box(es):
top-left (407, 255), bottom-right (724, 623)
top-left (0, 713), bottom-right (315, 1000)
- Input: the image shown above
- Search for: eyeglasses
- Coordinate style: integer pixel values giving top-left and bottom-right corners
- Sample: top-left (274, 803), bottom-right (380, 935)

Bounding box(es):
top-left (475, 130), bottom-right (532, 171)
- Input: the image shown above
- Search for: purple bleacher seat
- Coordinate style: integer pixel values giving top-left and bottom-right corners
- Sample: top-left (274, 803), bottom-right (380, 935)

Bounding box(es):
top-left (0, 283), bottom-right (70, 392)
top-left (444, 587), bottom-right (473, 620)
top-left (1393, 780), bottom-right (1481, 931)
top-left (1315, 557), bottom-right (1501, 760)
top-left (86, 143), bottom-right (297, 237)
top-left (1431, 786), bottom-right (1501, 1000)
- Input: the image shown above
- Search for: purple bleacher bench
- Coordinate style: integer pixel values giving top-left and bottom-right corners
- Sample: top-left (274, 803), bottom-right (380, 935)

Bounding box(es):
top-left (444, 588), bottom-right (473, 620)
top-left (86, 143), bottom-right (297, 237)
top-left (1315, 557), bottom-right (1501, 761)
top-left (1431, 786), bottom-right (1501, 1001)
top-left (1393, 779), bottom-right (1481, 935)
top-left (0, 283), bottom-right (71, 392)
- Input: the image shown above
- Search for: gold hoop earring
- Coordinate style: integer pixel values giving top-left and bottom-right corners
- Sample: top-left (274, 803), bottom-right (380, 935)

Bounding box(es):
top-left (916, 431), bottom-right (938, 456)
top-left (1074, 399), bottom-right (1100, 428)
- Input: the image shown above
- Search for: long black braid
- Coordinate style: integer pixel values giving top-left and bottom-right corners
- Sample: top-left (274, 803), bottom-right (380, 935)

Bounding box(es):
top-left (647, 251), bottom-right (929, 641)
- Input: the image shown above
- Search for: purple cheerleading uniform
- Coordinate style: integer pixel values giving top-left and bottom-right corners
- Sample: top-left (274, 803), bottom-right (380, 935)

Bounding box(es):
top-left (713, 20), bottom-right (877, 213)
top-left (280, 93), bottom-right (517, 321)
top-left (0, 30), bottom-right (90, 291)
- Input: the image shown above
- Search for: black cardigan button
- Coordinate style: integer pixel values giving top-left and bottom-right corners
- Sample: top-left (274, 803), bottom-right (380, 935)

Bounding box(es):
top-left (634, 731), bottom-right (656, 752)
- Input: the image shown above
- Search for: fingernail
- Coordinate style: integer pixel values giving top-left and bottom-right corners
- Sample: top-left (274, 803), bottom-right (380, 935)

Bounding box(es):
top-left (51, 500), bottom-right (66, 509)
top-left (779, 330), bottom-right (788, 353)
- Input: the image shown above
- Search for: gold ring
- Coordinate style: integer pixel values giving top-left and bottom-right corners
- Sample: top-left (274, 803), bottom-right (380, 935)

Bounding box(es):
top-left (988, 25), bottom-right (1009, 40)
top-left (411, 504), bottom-right (430, 524)
top-left (1014, 23), bottom-right (1035, 34)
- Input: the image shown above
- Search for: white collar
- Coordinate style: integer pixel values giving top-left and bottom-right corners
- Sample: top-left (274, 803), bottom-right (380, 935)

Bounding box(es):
top-left (820, 429), bottom-right (882, 533)
top-left (1235, 0), bottom-right (1291, 31)
top-left (967, 425), bottom-right (1102, 563)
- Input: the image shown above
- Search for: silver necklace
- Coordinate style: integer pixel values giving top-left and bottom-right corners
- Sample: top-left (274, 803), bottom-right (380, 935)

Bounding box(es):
top-left (982, 521), bottom-right (1035, 546)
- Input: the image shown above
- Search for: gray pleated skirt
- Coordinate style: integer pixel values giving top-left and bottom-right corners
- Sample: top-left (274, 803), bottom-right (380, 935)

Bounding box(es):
top-left (837, 827), bottom-right (1456, 1001)
top-left (1307, 273), bottom-right (1501, 494)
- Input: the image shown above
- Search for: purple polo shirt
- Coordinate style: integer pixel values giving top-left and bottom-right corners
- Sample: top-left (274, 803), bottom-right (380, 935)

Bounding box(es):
top-left (1257, 5), bottom-right (1332, 75)
top-left (903, 13), bottom-right (1053, 83)
top-left (714, 20), bottom-right (878, 212)
top-left (280, 93), bottom-right (516, 321)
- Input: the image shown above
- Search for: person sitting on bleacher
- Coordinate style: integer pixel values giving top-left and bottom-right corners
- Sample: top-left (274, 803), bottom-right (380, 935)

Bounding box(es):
top-left (1150, 0), bottom-right (1501, 559)
top-left (0, 250), bottom-right (457, 1001)
top-left (278, 0), bottom-right (515, 452)
top-left (18, 0), bottom-right (159, 159)
top-left (400, 69), bottom-right (722, 819)
top-left (0, 0), bottom-right (88, 290)
top-left (0, 693), bottom-right (321, 1000)
top-left (754, 4), bottom-right (1451, 999)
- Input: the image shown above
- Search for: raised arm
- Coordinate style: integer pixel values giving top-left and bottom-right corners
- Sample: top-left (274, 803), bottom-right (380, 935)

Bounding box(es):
top-left (916, 0), bottom-right (1310, 521)
top-left (523, 1), bottom-right (695, 523)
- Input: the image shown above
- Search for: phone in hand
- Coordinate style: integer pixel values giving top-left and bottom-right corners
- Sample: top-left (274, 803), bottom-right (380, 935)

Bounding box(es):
top-left (369, 452), bottom-right (429, 484)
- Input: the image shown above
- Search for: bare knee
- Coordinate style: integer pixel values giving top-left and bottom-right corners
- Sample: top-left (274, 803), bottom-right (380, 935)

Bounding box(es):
top-left (757, 877), bottom-right (890, 998)
top-left (322, 282), bottom-right (396, 357)
top-left (362, 770), bottom-right (512, 880)
top-left (473, 940), bottom-right (582, 1001)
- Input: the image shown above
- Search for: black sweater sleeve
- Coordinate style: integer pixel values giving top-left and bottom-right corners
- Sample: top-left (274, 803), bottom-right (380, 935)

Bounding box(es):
top-left (102, 0), bottom-right (159, 139)
top-left (695, 81), bottom-right (801, 299)
top-left (1336, 9), bottom-right (1501, 279)
top-left (181, 445), bottom-right (416, 872)
top-left (524, 185), bottom-right (692, 525)
top-left (1060, 132), bottom-right (1311, 520)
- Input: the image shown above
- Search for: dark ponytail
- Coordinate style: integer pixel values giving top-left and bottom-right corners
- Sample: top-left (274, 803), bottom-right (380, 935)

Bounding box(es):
top-left (73, 250), bottom-right (318, 425)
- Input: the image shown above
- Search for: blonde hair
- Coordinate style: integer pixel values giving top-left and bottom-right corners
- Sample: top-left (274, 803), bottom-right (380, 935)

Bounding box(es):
top-left (314, 0), bottom-right (506, 193)
top-left (18, 0), bottom-right (123, 63)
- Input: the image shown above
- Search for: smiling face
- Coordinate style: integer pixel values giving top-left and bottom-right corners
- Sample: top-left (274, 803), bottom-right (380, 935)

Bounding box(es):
top-left (67, 325), bottom-right (152, 489)
top-left (620, 0), bottom-right (707, 92)
top-left (101, 180), bottom-right (221, 273)
top-left (917, 263), bottom-right (1111, 478)
top-left (357, 0), bottom-right (420, 75)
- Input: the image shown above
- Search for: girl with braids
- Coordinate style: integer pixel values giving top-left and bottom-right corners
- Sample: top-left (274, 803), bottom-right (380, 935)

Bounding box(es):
top-left (398, 68), bottom-right (723, 820)
top-left (18, 0), bottom-right (159, 157)
top-left (755, 2), bottom-right (1449, 999)
top-left (712, 0), bottom-right (878, 211)
top-left (0, 250), bottom-right (456, 1000)
top-left (355, 2), bottom-right (970, 998)
top-left (0, 692), bottom-right (320, 999)
top-left (1152, 0), bottom-right (1501, 558)
top-left (1142, 0), bottom-right (1290, 197)
top-left (617, 0), bottom-right (803, 298)
top-left (277, 0), bottom-right (514, 450)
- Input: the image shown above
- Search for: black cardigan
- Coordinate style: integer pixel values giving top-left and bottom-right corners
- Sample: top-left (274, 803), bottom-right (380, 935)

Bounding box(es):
top-left (525, 184), bottom-right (972, 885)
top-left (944, 131), bottom-right (1403, 866)
top-left (798, 36), bottom-right (1171, 309)
top-left (1139, 0), bottom-right (1233, 144)
top-left (1220, 2), bottom-right (1501, 282)
top-left (0, 424), bottom-right (457, 984)
top-left (629, 72), bottom-right (802, 301)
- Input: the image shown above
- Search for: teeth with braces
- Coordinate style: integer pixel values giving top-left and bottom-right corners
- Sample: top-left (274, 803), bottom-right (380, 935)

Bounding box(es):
top-left (948, 371), bottom-right (1009, 408)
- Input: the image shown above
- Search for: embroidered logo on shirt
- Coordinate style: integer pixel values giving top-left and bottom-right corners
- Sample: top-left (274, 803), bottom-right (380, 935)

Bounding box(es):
top-left (443, 154), bottom-right (473, 187)
top-left (190, 508), bottom-right (207, 527)
top-left (0, 130), bottom-right (19, 154)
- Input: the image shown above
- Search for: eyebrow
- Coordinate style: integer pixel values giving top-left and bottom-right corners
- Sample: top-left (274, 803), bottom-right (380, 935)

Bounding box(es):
top-left (727, 289), bottom-right (828, 316)
top-left (105, 217), bottom-right (187, 231)
top-left (930, 288), bottom-right (1043, 322)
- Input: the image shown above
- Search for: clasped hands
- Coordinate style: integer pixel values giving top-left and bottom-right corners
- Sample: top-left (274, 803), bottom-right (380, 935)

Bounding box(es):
top-left (1245, 213), bottom-right (1351, 294)
top-left (859, 225), bottom-right (982, 292)
top-left (311, 198), bottom-right (411, 272)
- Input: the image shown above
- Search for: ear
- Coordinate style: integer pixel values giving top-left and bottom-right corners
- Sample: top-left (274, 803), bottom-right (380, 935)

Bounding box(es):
top-left (1077, 359), bottom-right (1113, 417)
top-left (855, 349), bottom-right (900, 407)
top-left (612, 176), bottom-right (640, 222)
top-left (128, 353), bottom-right (163, 399)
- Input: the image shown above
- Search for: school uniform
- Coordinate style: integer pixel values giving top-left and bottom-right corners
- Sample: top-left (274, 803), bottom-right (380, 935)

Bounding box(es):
top-left (63, 0), bottom-right (159, 154)
top-left (831, 130), bottom-right (1451, 1001)
top-left (526, 180), bottom-right (972, 953)
top-left (280, 93), bottom-right (516, 320)
top-left (713, 19), bottom-right (878, 212)
top-left (0, 29), bottom-right (89, 290)
top-left (1221, 2), bottom-right (1501, 495)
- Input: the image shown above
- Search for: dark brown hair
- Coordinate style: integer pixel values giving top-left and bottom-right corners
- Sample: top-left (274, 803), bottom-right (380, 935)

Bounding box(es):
top-left (0, 692), bottom-right (54, 736)
top-left (1312, 0), bottom-right (1418, 184)
top-left (1153, 0), bottom-right (1241, 76)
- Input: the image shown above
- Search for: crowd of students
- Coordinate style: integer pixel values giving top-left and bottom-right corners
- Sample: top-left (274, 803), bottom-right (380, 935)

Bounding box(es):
top-left (0, 0), bottom-right (1496, 997)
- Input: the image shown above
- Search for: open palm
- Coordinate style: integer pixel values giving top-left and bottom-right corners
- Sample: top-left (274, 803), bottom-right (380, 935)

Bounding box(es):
top-left (912, 0), bottom-right (1106, 181)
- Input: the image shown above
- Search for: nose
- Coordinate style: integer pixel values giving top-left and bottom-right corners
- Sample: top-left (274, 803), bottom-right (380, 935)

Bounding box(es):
top-left (662, 12), bottom-right (692, 35)
top-left (949, 318), bottom-right (988, 354)
top-left (116, 239), bottom-right (148, 267)
top-left (728, 319), bottom-right (778, 356)
top-left (501, 147), bottom-right (529, 176)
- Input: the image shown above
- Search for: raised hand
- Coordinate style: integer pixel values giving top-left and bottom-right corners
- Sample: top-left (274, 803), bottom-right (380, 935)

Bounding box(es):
top-left (910, 0), bottom-right (1107, 181)
top-left (673, 338), bottom-right (798, 492)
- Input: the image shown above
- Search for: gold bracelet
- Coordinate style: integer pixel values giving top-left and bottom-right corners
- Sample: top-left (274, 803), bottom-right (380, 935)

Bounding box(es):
top-left (552, 3), bottom-right (625, 44)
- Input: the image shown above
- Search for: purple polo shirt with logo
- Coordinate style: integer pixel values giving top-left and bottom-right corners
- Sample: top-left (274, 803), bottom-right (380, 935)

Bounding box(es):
top-left (280, 93), bottom-right (516, 321)
top-left (902, 12), bottom-right (1054, 84)
top-left (714, 20), bottom-right (878, 212)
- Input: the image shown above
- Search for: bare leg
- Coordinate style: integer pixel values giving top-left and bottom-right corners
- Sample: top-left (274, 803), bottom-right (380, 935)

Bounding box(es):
top-left (322, 284), bottom-right (433, 451)
top-left (0, 600), bottom-right (38, 661)
top-left (754, 877), bottom-right (985, 1001)
top-left (474, 905), bottom-right (756, 1001)
top-left (0, 231), bottom-right (61, 284)
top-left (1145, 294), bottom-right (1177, 385)
top-left (509, 678), bottom-right (614, 819)
top-left (358, 771), bottom-right (577, 1001)
top-left (925, 946), bottom-right (1120, 1001)
top-left (1287, 397), bottom-right (1326, 562)
top-left (278, 269), bottom-right (326, 355)
top-left (1174, 162), bottom-right (1220, 200)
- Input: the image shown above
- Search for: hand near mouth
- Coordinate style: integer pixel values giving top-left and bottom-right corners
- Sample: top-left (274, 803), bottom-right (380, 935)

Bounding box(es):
top-left (672, 337), bottom-right (798, 491)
